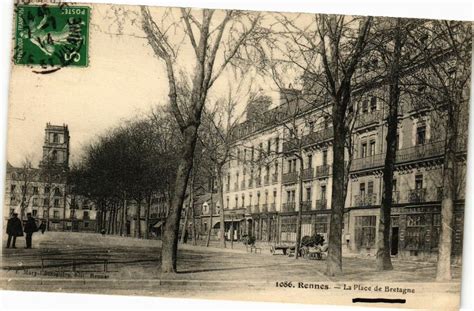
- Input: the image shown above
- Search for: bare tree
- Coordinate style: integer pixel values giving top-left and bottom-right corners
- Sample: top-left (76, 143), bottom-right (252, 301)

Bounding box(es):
top-left (15, 156), bottom-right (36, 220)
top-left (140, 7), bottom-right (264, 273)
top-left (405, 21), bottom-right (471, 280)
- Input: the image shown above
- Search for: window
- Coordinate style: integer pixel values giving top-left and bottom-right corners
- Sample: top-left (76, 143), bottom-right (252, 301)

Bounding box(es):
top-left (288, 160), bottom-right (293, 173)
top-left (275, 137), bottom-right (280, 153)
top-left (355, 216), bottom-right (376, 248)
top-left (54, 198), bottom-right (60, 207)
top-left (274, 162), bottom-right (279, 174)
top-left (237, 149), bottom-right (241, 163)
top-left (393, 179), bottom-right (397, 192)
top-left (368, 181), bottom-right (374, 194)
top-left (53, 210), bottom-right (60, 219)
top-left (43, 198), bottom-right (49, 206)
top-left (308, 121), bottom-right (314, 132)
top-left (361, 142), bottom-right (368, 158)
top-left (84, 222), bottom-right (89, 228)
top-left (322, 149), bottom-right (328, 165)
top-left (362, 100), bottom-right (368, 114)
top-left (52, 150), bottom-right (58, 162)
top-left (45, 186), bottom-right (50, 194)
top-left (369, 140), bottom-right (376, 156)
top-left (323, 116), bottom-right (330, 129)
top-left (54, 188), bottom-right (61, 196)
top-left (53, 133), bottom-right (59, 143)
top-left (416, 125), bottom-right (426, 145)
top-left (315, 215), bottom-right (329, 234)
top-left (415, 174), bottom-right (423, 190)
top-left (306, 188), bottom-right (312, 202)
top-left (43, 210), bottom-right (48, 218)
top-left (33, 186), bottom-right (39, 195)
top-left (267, 140), bottom-right (271, 154)
top-left (307, 154), bottom-right (313, 168)
top-left (33, 198), bottom-right (39, 206)
top-left (405, 214), bottom-right (429, 250)
top-left (370, 97), bottom-right (377, 111)
top-left (320, 185), bottom-right (326, 201)
top-left (32, 209), bottom-right (37, 217)
top-left (243, 149), bottom-right (247, 162)
top-left (396, 132), bottom-right (400, 150)
top-left (83, 211), bottom-right (89, 219)
top-left (360, 182), bottom-right (366, 196)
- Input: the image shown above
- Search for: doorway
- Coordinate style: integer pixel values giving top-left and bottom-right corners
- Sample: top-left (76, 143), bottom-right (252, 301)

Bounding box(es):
top-left (391, 227), bottom-right (399, 256)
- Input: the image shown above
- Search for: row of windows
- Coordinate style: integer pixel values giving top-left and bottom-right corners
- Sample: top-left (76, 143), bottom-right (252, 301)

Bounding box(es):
top-left (10, 184), bottom-right (63, 196)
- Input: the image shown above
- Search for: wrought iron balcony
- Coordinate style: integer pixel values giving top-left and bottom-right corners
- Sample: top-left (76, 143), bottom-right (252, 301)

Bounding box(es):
top-left (315, 199), bottom-right (327, 210)
top-left (351, 153), bottom-right (385, 172)
top-left (301, 168), bottom-right (314, 181)
top-left (316, 165), bottom-right (331, 178)
top-left (396, 141), bottom-right (444, 164)
top-left (282, 171), bottom-right (298, 184)
top-left (354, 193), bottom-right (378, 207)
top-left (272, 173), bottom-right (278, 184)
top-left (261, 203), bottom-right (268, 213)
top-left (408, 188), bottom-right (427, 203)
top-left (301, 201), bottom-right (312, 211)
top-left (282, 202), bottom-right (296, 212)
top-left (282, 127), bottom-right (334, 152)
top-left (355, 110), bottom-right (383, 129)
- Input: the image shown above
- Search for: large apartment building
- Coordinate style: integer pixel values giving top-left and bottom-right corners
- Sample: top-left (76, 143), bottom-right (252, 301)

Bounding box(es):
top-left (220, 82), bottom-right (467, 260)
top-left (3, 123), bottom-right (97, 232)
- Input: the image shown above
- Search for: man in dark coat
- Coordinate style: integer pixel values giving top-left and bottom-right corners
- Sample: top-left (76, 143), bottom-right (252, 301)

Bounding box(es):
top-left (24, 213), bottom-right (38, 249)
top-left (6, 213), bottom-right (23, 248)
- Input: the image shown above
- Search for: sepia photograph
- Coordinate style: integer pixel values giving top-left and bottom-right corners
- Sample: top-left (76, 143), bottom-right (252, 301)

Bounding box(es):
top-left (0, 0), bottom-right (473, 310)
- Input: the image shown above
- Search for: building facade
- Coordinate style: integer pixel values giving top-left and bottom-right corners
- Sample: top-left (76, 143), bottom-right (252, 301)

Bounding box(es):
top-left (220, 84), bottom-right (467, 261)
top-left (3, 123), bottom-right (97, 232)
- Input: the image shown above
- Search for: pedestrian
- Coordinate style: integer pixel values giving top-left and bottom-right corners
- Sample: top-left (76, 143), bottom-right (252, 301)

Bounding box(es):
top-left (24, 213), bottom-right (38, 249)
top-left (6, 213), bottom-right (23, 248)
top-left (38, 220), bottom-right (47, 234)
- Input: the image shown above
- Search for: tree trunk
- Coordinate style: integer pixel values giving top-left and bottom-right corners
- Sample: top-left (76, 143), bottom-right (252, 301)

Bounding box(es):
top-left (218, 167), bottom-right (226, 248)
top-left (180, 203), bottom-right (189, 244)
top-left (376, 20), bottom-right (403, 271)
top-left (145, 196), bottom-right (151, 240)
top-left (326, 96), bottom-right (348, 276)
top-left (295, 155), bottom-right (304, 259)
top-left (206, 189), bottom-right (214, 247)
top-left (436, 119), bottom-right (457, 281)
top-left (135, 199), bottom-right (142, 238)
top-left (191, 194), bottom-right (197, 246)
top-left (122, 197), bottom-right (127, 236)
top-left (161, 125), bottom-right (198, 273)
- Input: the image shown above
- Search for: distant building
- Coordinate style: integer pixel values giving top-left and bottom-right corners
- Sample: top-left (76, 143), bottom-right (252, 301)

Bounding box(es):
top-left (3, 123), bottom-right (97, 232)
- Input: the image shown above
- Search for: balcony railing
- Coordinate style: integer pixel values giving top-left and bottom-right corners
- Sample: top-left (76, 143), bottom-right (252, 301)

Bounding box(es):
top-left (282, 127), bottom-right (334, 152)
top-left (354, 193), bottom-right (378, 207)
top-left (261, 203), bottom-right (268, 213)
top-left (264, 175), bottom-right (270, 186)
top-left (282, 171), bottom-right (298, 184)
top-left (301, 201), bottom-right (312, 211)
top-left (355, 110), bottom-right (383, 129)
top-left (408, 188), bottom-right (427, 203)
top-left (272, 173), bottom-right (278, 184)
top-left (315, 199), bottom-right (327, 210)
top-left (269, 202), bottom-right (276, 212)
top-left (248, 178), bottom-right (253, 188)
top-left (301, 168), bottom-right (314, 181)
top-left (316, 165), bottom-right (331, 178)
top-left (282, 202), bottom-right (296, 212)
top-left (351, 141), bottom-right (446, 173)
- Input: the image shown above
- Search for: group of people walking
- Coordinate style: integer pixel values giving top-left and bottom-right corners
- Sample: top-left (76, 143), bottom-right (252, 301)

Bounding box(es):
top-left (6, 213), bottom-right (46, 249)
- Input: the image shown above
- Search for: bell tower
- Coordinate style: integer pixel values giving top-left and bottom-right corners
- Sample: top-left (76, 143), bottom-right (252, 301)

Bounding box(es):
top-left (39, 123), bottom-right (70, 170)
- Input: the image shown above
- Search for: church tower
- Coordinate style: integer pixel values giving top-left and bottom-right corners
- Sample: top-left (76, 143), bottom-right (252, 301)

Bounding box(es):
top-left (39, 123), bottom-right (70, 170)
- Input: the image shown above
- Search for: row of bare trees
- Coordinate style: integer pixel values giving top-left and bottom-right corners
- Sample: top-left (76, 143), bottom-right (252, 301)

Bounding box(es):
top-left (96, 6), bottom-right (471, 280)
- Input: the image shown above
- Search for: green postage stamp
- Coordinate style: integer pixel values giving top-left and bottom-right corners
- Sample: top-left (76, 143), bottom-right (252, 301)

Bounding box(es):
top-left (14, 5), bottom-right (90, 68)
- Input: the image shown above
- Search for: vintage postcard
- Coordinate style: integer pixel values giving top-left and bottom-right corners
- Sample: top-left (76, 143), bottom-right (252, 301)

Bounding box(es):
top-left (1, 0), bottom-right (472, 310)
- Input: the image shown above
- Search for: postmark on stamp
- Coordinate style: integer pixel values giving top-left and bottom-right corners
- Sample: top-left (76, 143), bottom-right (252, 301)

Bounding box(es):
top-left (14, 5), bottom-right (90, 69)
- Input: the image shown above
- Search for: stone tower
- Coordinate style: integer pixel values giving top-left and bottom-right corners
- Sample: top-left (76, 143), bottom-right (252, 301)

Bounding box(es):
top-left (39, 123), bottom-right (70, 170)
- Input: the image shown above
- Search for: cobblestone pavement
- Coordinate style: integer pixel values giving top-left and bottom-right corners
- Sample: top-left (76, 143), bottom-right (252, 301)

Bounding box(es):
top-left (0, 231), bottom-right (462, 303)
